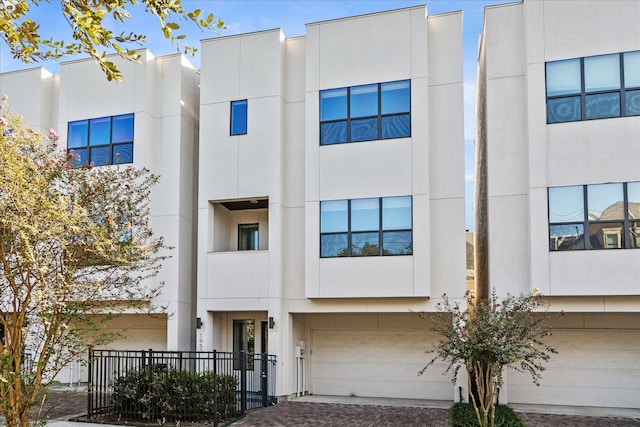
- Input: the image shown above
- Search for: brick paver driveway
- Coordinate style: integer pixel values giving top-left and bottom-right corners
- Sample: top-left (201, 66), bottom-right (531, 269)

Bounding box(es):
top-left (230, 401), bottom-right (640, 427)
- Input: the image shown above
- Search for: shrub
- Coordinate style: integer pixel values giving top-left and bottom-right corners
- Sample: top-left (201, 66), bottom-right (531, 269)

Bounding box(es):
top-left (450, 403), bottom-right (525, 427)
top-left (111, 367), bottom-right (238, 422)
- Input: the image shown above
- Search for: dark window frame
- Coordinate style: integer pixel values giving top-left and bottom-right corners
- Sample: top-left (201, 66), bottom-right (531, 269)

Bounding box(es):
top-left (238, 223), bottom-right (259, 251)
top-left (320, 196), bottom-right (413, 257)
top-left (319, 79), bottom-right (411, 145)
top-left (230, 99), bottom-right (248, 136)
top-left (546, 51), bottom-right (640, 124)
top-left (67, 113), bottom-right (134, 167)
top-left (548, 182), bottom-right (640, 251)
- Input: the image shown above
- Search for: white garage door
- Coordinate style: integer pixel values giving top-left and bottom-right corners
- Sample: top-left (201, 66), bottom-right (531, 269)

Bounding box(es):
top-left (507, 329), bottom-right (640, 408)
top-left (310, 328), bottom-right (452, 400)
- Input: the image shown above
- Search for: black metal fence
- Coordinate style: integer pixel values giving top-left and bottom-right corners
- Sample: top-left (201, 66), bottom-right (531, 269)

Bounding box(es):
top-left (87, 349), bottom-right (277, 426)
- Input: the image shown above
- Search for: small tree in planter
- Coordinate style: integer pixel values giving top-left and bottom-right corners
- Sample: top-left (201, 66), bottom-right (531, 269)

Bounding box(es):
top-left (420, 289), bottom-right (558, 427)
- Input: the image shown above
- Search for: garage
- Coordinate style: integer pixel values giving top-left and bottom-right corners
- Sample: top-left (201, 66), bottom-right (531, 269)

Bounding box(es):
top-left (310, 328), bottom-right (453, 400)
top-left (507, 328), bottom-right (640, 408)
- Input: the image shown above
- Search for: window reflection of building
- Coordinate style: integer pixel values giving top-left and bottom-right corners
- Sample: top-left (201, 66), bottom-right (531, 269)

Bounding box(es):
top-left (548, 182), bottom-right (640, 250)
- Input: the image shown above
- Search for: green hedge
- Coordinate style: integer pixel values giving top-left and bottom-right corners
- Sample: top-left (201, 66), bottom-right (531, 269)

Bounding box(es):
top-left (111, 368), bottom-right (238, 422)
top-left (449, 402), bottom-right (526, 427)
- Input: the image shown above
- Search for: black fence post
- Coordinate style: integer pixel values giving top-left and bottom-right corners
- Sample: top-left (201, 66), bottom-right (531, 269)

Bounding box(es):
top-left (240, 351), bottom-right (247, 415)
top-left (261, 353), bottom-right (268, 407)
top-left (213, 350), bottom-right (218, 427)
top-left (87, 349), bottom-right (93, 419)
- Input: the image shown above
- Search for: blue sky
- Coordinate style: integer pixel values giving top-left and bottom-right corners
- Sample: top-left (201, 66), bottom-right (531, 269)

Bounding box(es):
top-left (0, 0), bottom-right (514, 230)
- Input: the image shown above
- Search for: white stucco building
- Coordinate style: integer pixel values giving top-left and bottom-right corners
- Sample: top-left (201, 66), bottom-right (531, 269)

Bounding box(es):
top-left (196, 5), bottom-right (466, 400)
top-left (0, 51), bottom-right (200, 365)
top-left (477, 0), bottom-right (640, 409)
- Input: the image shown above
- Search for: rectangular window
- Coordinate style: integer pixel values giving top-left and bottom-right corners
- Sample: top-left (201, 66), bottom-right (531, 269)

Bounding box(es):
top-left (67, 114), bottom-right (134, 167)
top-left (548, 181), bottom-right (640, 250)
top-left (545, 50), bottom-right (640, 123)
top-left (320, 80), bottom-right (410, 145)
top-left (230, 100), bottom-right (248, 135)
top-left (238, 223), bottom-right (259, 250)
top-left (320, 196), bottom-right (412, 257)
top-left (233, 319), bottom-right (255, 370)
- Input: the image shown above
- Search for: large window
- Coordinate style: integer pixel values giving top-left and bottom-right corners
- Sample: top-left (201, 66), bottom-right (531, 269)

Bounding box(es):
top-left (548, 181), bottom-right (640, 250)
top-left (546, 50), bottom-right (640, 123)
top-left (230, 100), bottom-right (247, 135)
top-left (320, 196), bottom-right (412, 257)
top-left (319, 80), bottom-right (411, 145)
top-left (67, 114), bottom-right (134, 166)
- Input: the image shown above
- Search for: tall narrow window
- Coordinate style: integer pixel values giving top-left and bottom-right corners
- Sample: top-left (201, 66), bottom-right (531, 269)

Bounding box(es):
top-left (238, 223), bottom-right (259, 250)
top-left (230, 100), bottom-right (248, 135)
top-left (233, 319), bottom-right (255, 370)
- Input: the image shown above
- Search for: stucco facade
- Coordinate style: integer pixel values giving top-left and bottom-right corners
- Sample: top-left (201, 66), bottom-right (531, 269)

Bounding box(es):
top-left (0, 52), bottom-right (200, 373)
top-left (196, 6), bottom-right (466, 400)
top-left (477, 0), bottom-right (640, 409)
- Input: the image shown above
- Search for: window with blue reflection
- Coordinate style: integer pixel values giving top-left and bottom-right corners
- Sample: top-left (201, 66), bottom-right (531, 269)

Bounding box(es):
top-left (112, 114), bottom-right (134, 143)
top-left (586, 92), bottom-right (620, 119)
top-left (381, 80), bottom-right (410, 114)
top-left (584, 54), bottom-right (620, 92)
top-left (321, 233), bottom-right (348, 257)
top-left (67, 120), bottom-right (88, 148)
top-left (624, 51), bottom-right (640, 88)
top-left (89, 117), bottom-right (111, 146)
top-left (351, 118), bottom-right (378, 142)
top-left (546, 59), bottom-right (581, 96)
top-left (548, 186), bottom-right (584, 223)
top-left (352, 232), bottom-right (379, 256)
top-left (625, 90), bottom-right (640, 116)
top-left (67, 114), bottom-right (134, 167)
top-left (382, 196), bottom-right (412, 230)
top-left (320, 196), bottom-right (412, 257)
top-left (113, 143), bottom-right (134, 164)
top-left (351, 198), bottom-right (379, 231)
top-left (90, 146), bottom-right (111, 166)
top-left (320, 80), bottom-right (410, 145)
top-left (320, 200), bottom-right (348, 233)
top-left (320, 88), bottom-right (347, 121)
top-left (546, 51), bottom-right (640, 123)
top-left (588, 183), bottom-right (624, 220)
top-left (383, 230), bottom-right (413, 255)
top-left (350, 84), bottom-right (378, 118)
top-left (547, 96), bottom-right (581, 123)
top-left (230, 100), bottom-right (247, 135)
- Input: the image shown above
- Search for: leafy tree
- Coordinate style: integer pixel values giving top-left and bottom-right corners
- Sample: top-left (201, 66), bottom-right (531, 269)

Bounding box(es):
top-left (0, 0), bottom-right (225, 81)
top-left (419, 289), bottom-right (558, 427)
top-left (0, 97), bottom-right (167, 426)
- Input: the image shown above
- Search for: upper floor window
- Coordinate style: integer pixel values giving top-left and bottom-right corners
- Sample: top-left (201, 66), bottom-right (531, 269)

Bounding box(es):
top-left (546, 51), bottom-right (640, 123)
top-left (238, 223), bottom-right (259, 250)
top-left (548, 181), bottom-right (640, 250)
top-left (67, 114), bottom-right (134, 167)
top-left (230, 100), bottom-right (248, 135)
top-left (320, 196), bottom-right (412, 257)
top-left (319, 80), bottom-right (411, 145)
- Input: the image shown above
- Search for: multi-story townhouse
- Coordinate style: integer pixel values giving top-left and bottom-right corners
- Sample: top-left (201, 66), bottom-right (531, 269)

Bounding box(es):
top-left (0, 51), bottom-right (200, 380)
top-left (196, 5), bottom-right (466, 400)
top-left (477, 0), bottom-right (640, 409)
